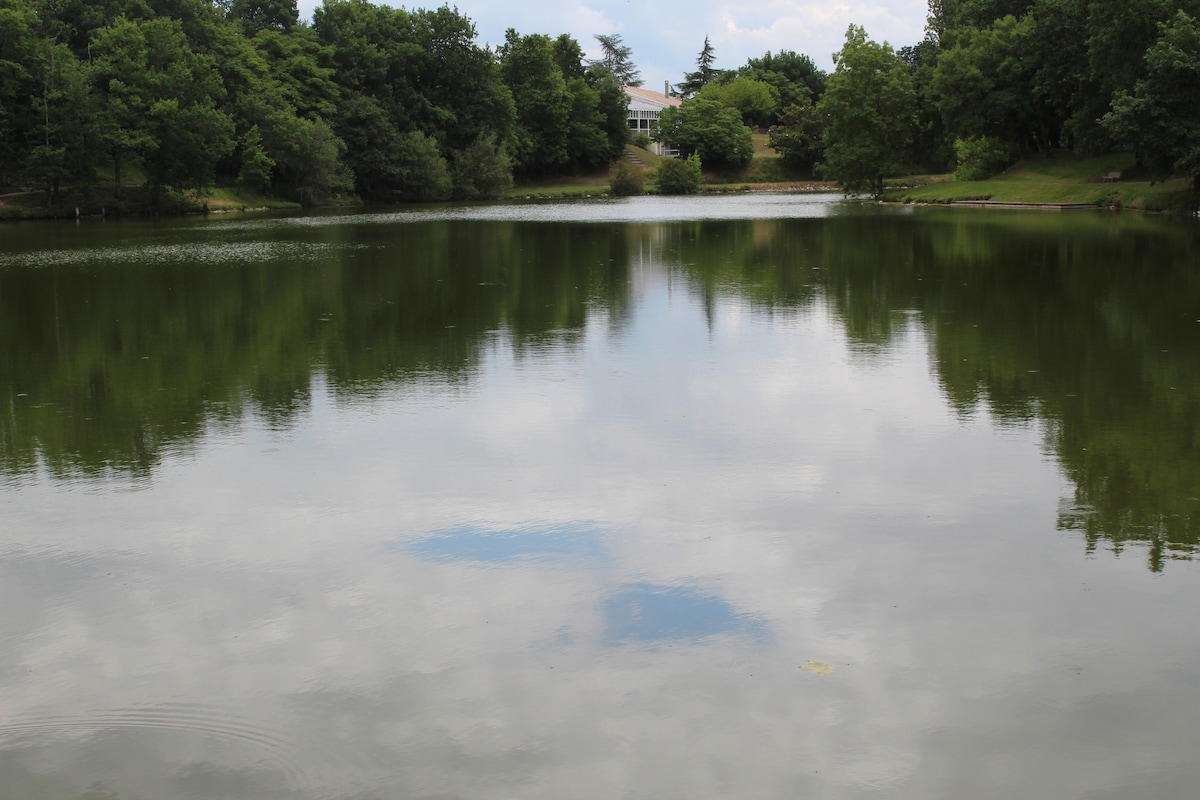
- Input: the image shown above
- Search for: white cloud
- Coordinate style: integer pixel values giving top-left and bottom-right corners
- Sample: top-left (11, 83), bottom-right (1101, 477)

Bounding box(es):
top-left (296, 0), bottom-right (928, 78)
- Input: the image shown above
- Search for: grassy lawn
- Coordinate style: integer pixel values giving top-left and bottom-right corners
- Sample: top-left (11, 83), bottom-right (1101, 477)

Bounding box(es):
top-left (197, 187), bottom-right (302, 211)
top-left (887, 153), bottom-right (1196, 211)
top-left (506, 167), bottom-right (613, 199)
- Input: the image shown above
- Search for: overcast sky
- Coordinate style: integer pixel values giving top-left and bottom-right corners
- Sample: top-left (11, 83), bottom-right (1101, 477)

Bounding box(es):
top-left (295, 1), bottom-right (930, 91)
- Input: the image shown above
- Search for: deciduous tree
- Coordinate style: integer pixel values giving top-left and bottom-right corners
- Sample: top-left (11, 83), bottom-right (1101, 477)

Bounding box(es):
top-left (1103, 10), bottom-right (1200, 190)
top-left (698, 77), bottom-right (780, 128)
top-left (654, 97), bottom-right (753, 169)
top-left (90, 16), bottom-right (235, 204)
top-left (498, 29), bottom-right (570, 175)
top-left (768, 103), bottom-right (825, 173)
top-left (818, 25), bottom-right (917, 196)
top-left (740, 49), bottom-right (825, 110)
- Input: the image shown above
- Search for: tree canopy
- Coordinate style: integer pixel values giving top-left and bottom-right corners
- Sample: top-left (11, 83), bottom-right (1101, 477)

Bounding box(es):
top-left (4, 0), bottom-right (1199, 205)
top-left (818, 25), bottom-right (918, 196)
top-left (0, 0), bottom-right (627, 206)
top-left (1103, 10), bottom-right (1200, 189)
top-left (590, 33), bottom-right (641, 87)
top-left (654, 97), bottom-right (754, 169)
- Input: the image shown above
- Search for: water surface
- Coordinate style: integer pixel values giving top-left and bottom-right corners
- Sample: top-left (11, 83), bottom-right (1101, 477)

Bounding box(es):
top-left (2, 197), bottom-right (1199, 799)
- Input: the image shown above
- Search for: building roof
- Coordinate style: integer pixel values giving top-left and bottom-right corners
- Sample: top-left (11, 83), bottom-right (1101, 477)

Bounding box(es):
top-left (622, 85), bottom-right (682, 109)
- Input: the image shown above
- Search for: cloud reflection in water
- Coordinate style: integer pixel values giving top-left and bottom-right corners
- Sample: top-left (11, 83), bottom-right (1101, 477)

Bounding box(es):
top-left (401, 523), bottom-right (767, 647)
top-left (403, 521), bottom-right (610, 565)
top-left (603, 582), bottom-right (769, 646)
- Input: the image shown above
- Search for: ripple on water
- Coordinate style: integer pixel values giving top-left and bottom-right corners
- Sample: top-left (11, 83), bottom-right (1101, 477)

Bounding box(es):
top-left (0, 702), bottom-right (329, 798)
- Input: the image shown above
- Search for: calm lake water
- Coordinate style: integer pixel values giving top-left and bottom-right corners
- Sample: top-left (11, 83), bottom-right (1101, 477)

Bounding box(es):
top-left (2, 195), bottom-right (1199, 799)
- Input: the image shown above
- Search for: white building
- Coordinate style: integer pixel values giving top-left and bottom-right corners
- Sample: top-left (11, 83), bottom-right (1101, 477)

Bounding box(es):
top-left (623, 84), bottom-right (682, 157)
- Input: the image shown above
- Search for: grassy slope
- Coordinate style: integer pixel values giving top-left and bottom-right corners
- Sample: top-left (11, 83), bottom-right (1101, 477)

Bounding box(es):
top-left (506, 135), bottom-right (836, 198)
top-left (888, 153), bottom-right (1196, 211)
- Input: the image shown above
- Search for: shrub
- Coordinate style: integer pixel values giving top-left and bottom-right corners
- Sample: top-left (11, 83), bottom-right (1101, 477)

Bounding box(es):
top-left (954, 136), bottom-right (1016, 181)
top-left (450, 134), bottom-right (514, 200)
top-left (655, 153), bottom-right (703, 194)
top-left (632, 132), bottom-right (652, 149)
top-left (609, 160), bottom-right (646, 195)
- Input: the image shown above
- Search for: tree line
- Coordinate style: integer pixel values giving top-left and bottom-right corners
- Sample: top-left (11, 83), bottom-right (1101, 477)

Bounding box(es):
top-left (2, 0), bottom-right (1196, 207)
top-left (792, 0), bottom-right (1200, 193)
top-left (657, 1), bottom-right (1199, 194)
top-left (0, 0), bottom-right (630, 208)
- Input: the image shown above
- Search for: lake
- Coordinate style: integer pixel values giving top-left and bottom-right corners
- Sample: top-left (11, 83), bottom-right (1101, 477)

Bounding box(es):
top-left (2, 195), bottom-right (1199, 799)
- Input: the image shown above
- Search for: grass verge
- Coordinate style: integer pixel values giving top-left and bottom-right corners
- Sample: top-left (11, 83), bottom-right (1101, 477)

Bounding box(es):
top-left (887, 153), bottom-right (1197, 212)
top-left (1, 183), bottom-right (303, 221)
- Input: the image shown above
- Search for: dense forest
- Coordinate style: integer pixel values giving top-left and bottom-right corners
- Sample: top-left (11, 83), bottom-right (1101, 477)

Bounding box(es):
top-left (0, 0), bottom-right (629, 208)
top-left (791, 0), bottom-right (1200, 194)
top-left (1, 0), bottom-right (1198, 207)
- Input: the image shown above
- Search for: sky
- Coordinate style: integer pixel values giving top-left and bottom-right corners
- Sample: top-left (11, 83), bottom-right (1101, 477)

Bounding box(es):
top-left (295, 1), bottom-right (931, 91)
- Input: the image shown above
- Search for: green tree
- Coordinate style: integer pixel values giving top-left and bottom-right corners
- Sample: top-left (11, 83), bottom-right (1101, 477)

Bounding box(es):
top-left (202, 22), bottom-right (319, 200)
top-left (314, 0), bottom-right (427, 134)
top-left (768, 103), bottom-right (825, 173)
top-left (677, 36), bottom-right (719, 98)
top-left (953, 134), bottom-right (1016, 179)
top-left (391, 129), bottom-right (451, 201)
top-left (953, 0), bottom-right (1037, 27)
top-left (90, 15), bottom-right (235, 204)
top-left (408, 6), bottom-right (515, 155)
top-left (926, 0), bottom-right (961, 43)
top-left (0, 0), bottom-right (41, 187)
top-left (553, 33), bottom-right (587, 80)
top-left (236, 124), bottom-right (275, 191)
top-left (932, 14), bottom-right (1059, 153)
top-left (228, 0), bottom-right (299, 33)
top-left (1075, 0), bottom-right (1179, 151)
top-left (498, 29), bottom-right (571, 175)
top-left (590, 33), bottom-right (641, 86)
top-left (654, 97), bottom-right (753, 169)
top-left (564, 76), bottom-right (612, 170)
top-left (249, 26), bottom-right (340, 122)
top-left (698, 77), bottom-right (780, 128)
top-left (818, 25), bottom-right (918, 196)
top-left (1103, 10), bottom-right (1200, 190)
top-left (740, 49), bottom-right (826, 111)
top-left (22, 39), bottom-right (97, 204)
top-left (587, 63), bottom-right (631, 158)
top-left (548, 33), bottom-right (628, 169)
top-left (449, 133), bottom-right (512, 200)
top-left (899, 36), bottom-right (953, 172)
top-left (287, 116), bottom-right (353, 204)
top-left (335, 90), bottom-right (449, 199)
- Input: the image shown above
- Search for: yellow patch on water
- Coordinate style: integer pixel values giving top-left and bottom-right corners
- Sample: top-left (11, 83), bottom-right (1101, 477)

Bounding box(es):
top-left (800, 661), bottom-right (834, 675)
